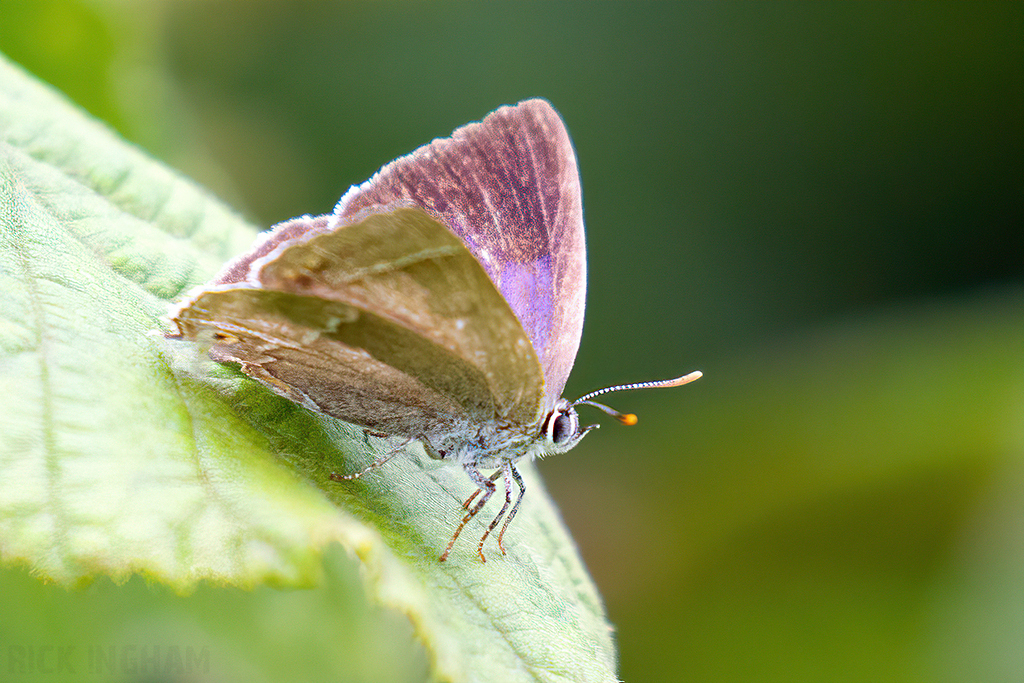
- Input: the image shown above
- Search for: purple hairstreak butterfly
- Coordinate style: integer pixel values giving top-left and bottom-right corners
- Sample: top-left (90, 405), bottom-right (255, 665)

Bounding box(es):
top-left (167, 99), bottom-right (701, 561)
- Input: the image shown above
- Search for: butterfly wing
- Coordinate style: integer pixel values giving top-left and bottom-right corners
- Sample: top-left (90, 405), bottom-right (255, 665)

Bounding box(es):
top-left (170, 207), bottom-right (546, 438)
top-left (335, 99), bottom-right (586, 410)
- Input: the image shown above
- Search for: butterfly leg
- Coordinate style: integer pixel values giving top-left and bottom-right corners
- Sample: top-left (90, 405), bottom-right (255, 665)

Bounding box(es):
top-left (496, 464), bottom-right (525, 555)
top-left (477, 460), bottom-right (515, 557)
top-left (361, 429), bottom-right (390, 447)
top-left (462, 470), bottom-right (501, 509)
top-left (440, 464), bottom-right (497, 562)
top-left (329, 437), bottom-right (412, 481)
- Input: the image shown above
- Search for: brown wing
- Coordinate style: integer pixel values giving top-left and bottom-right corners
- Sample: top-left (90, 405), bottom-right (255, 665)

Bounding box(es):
top-left (170, 207), bottom-right (546, 438)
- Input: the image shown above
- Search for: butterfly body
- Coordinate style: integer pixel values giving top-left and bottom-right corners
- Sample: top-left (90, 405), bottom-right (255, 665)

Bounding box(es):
top-left (169, 99), bottom-right (695, 561)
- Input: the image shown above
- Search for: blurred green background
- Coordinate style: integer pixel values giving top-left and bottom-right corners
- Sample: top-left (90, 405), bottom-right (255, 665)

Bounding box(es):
top-left (1, 2), bottom-right (1021, 681)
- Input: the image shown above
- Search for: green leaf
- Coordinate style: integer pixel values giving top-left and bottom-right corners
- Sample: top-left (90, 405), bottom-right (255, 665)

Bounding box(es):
top-left (0, 53), bottom-right (616, 682)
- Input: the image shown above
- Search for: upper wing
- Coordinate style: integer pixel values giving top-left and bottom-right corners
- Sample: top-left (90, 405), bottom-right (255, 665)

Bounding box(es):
top-left (335, 99), bottom-right (587, 409)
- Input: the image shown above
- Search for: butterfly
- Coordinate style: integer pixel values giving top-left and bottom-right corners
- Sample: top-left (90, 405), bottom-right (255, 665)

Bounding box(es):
top-left (168, 99), bottom-right (700, 561)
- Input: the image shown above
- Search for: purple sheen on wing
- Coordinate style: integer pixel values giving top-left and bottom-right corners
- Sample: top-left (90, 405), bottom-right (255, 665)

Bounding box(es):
top-left (330, 99), bottom-right (586, 407)
top-left (494, 256), bottom-right (554, 371)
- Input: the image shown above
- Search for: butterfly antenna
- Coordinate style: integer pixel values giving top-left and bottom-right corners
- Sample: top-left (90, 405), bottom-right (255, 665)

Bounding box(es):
top-left (572, 370), bottom-right (703, 425)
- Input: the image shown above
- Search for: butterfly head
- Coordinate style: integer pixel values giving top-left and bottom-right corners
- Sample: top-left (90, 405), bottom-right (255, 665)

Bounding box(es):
top-left (541, 399), bottom-right (595, 455)
top-left (540, 370), bottom-right (704, 456)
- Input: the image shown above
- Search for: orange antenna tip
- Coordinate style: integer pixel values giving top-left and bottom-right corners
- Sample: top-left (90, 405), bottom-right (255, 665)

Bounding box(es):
top-left (573, 368), bottom-right (701, 427)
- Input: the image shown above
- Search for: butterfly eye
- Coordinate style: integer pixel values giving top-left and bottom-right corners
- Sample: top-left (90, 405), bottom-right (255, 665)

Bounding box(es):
top-left (548, 406), bottom-right (580, 446)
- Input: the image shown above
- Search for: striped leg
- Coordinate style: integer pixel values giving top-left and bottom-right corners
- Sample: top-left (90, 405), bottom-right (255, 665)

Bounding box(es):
top-left (462, 469), bottom-right (501, 509)
top-left (329, 437), bottom-right (411, 481)
top-left (496, 464), bottom-right (525, 555)
top-left (440, 463), bottom-right (496, 562)
top-left (476, 460), bottom-right (515, 559)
